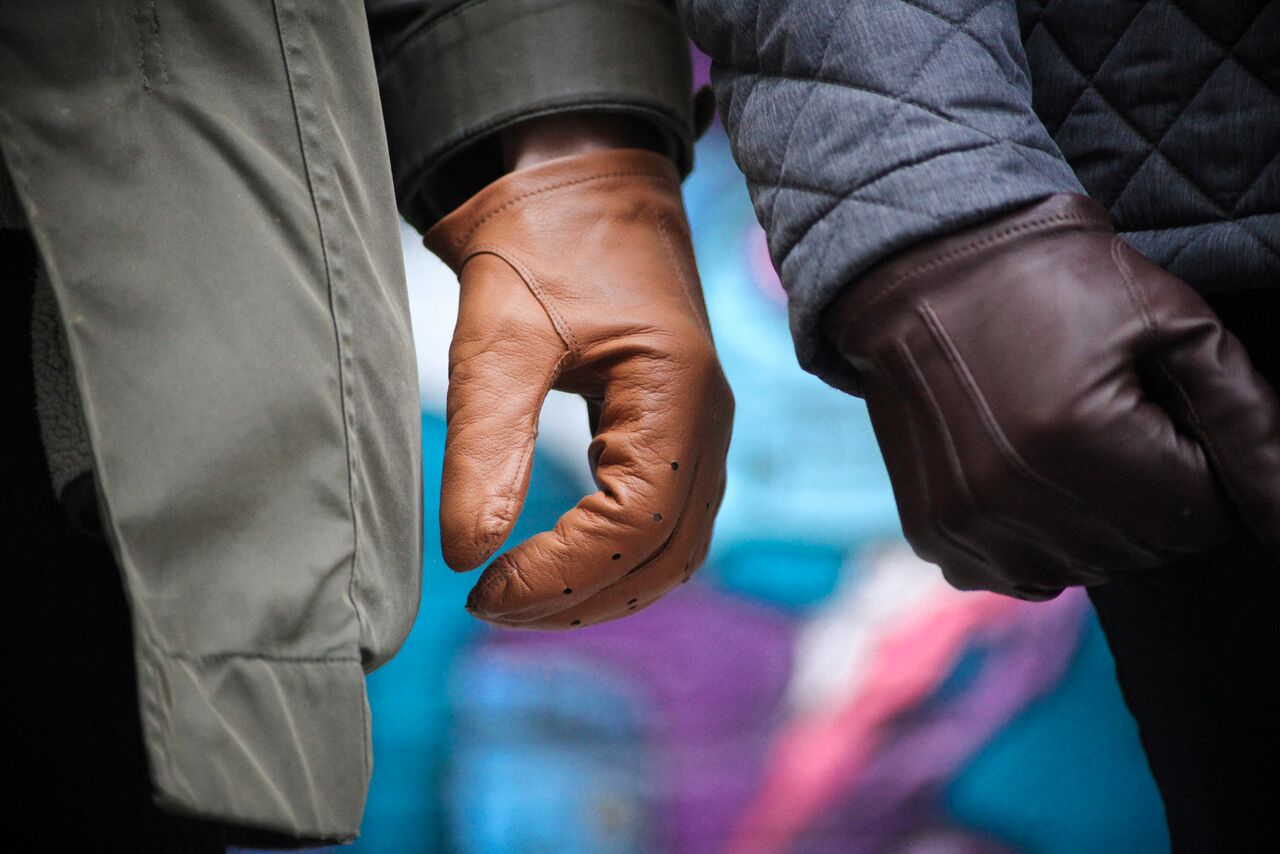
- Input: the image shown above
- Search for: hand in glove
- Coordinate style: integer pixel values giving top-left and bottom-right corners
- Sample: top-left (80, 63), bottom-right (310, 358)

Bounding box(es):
top-left (823, 194), bottom-right (1280, 599)
top-left (424, 148), bottom-right (733, 628)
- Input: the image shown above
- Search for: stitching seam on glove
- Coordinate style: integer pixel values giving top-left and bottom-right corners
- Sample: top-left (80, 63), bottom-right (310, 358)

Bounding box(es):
top-left (464, 244), bottom-right (579, 354)
top-left (831, 211), bottom-right (1108, 349)
top-left (655, 212), bottom-right (715, 345)
top-left (449, 171), bottom-right (673, 253)
top-left (919, 300), bottom-right (1149, 566)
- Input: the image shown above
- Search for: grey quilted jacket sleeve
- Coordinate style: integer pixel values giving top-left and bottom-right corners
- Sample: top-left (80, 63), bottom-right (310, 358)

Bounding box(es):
top-left (678, 0), bottom-right (1086, 392)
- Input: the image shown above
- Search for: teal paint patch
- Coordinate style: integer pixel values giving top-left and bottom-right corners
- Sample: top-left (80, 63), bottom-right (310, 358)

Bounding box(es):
top-left (353, 413), bottom-right (586, 853)
top-left (945, 614), bottom-right (1169, 854)
top-left (709, 540), bottom-right (846, 609)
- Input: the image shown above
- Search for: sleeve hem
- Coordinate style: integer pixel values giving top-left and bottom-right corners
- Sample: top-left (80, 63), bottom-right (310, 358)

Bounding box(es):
top-left (377, 0), bottom-right (696, 231)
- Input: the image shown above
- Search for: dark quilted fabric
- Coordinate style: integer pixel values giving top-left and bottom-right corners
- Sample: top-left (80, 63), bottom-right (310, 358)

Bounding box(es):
top-left (679, 0), bottom-right (1280, 392)
top-left (1021, 0), bottom-right (1280, 296)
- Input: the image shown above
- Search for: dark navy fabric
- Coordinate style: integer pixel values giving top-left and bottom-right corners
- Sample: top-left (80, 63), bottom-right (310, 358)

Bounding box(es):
top-left (1021, 0), bottom-right (1280, 295)
top-left (679, 0), bottom-right (1280, 392)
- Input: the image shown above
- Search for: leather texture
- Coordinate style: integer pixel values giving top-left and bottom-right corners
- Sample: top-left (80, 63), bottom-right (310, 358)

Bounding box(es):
top-left (824, 194), bottom-right (1280, 600)
top-left (678, 0), bottom-right (1279, 395)
top-left (425, 148), bottom-right (733, 629)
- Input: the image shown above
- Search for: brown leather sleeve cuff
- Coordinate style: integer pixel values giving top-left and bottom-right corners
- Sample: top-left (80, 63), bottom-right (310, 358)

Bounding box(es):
top-left (821, 193), bottom-right (1114, 395)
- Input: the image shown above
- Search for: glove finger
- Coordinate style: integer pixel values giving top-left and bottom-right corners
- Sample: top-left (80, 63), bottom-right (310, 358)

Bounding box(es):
top-left (466, 353), bottom-right (731, 621)
top-left (695, 466), bottom-right (729, 569)
top-left (490, 440), bottom-right (727, 629)
top-left (906, 298), bottom-right (1226, 574)
top-left (958, 381), bottom-right (1225, 567)
top-left (882, 339), bottom-right (1132, 589)
top-left (439, 253), bottom-right (566, 571)
top-left (584, 394), bottom-right (604, 438)
top-left (862, 352), bottom-right (965, 570)
top-left (1074, 387), bottom-right (1230, 556)
top-left (1136, 254), bottom-right (1280, 557)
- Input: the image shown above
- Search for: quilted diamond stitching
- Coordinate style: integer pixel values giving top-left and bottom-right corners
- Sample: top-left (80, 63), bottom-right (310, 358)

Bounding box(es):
top-left (1125, 213), bottom-right (1277, 234)
top-left (754, 141), bottom-right (1005, 204)
top-left (1168, 0), bottom-right (1274, 66)
top-left (767, 141), bottom-right (1005, 270)
top-left (760, 0), bottom-right (867, 230)
top-left (737, 0), bottom-right (1073, 268)
top-left (1122, 144), bottom-right (1280, 265)
top-left (1161, 223), bottom-right (1212, 272)
top-left (1026, 1), bottom-right (1146, 137)
top-left (807, 1), bottom-right (995, 233)
top-left (719, 65), bottom-right (1063, 163)
top-left (897, 0), bottom-right (1027, 87)
top-left (709, 0), bottom-right (1278, 317)
top-left (865, 0), bottom-right (994, 157)
top-left (1028, 1), bottom-right (1279, 262)
top-left (1164, 3), bottom-right (1280, 218)
top-left (1107, 1), bottom-right (1268, 214)
top-left (1224, 127), bottom-right (1280, 229)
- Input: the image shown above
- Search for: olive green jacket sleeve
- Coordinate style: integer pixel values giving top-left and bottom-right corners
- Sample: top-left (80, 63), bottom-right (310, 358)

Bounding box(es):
top-left (366, 0), bottom-right (705, 231)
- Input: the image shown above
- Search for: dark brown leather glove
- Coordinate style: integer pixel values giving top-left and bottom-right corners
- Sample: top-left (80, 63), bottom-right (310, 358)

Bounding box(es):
top-left (424, 148), bottom-right (733, 628)
top-left (823, 194), bottom-right (1280, 600)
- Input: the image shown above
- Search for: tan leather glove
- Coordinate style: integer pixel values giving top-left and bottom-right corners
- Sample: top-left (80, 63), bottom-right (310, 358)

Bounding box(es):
top-left (823, 194), bottom-right (1280, 600)
top-left (424, 148), bottom-right (733, 629)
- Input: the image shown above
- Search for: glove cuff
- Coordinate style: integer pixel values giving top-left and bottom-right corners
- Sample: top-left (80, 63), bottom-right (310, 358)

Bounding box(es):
top-left (822, 193), bottom-right (1113, 389)
top-left (423, 148), bottom-right (682, 271)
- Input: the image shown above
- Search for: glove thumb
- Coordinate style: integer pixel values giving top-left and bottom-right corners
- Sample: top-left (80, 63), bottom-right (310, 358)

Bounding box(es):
top-left (439, 251), bottom-right (566, 571)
